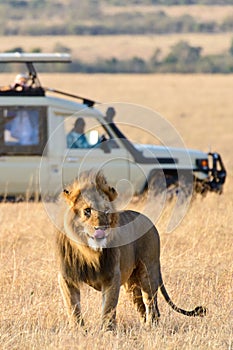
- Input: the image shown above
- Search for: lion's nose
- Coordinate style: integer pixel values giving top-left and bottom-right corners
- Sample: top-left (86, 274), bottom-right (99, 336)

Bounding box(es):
top-left (94, 226), bottom-right (108, 231)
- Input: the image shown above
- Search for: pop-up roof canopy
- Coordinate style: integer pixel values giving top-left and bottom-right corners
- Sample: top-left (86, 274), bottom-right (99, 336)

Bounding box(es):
top-left (0, 52), bottom-right (96, 106)
top-left (0, 52), bottom-right (71, 92)
top-left (0, 52), bottom-right (71, 62)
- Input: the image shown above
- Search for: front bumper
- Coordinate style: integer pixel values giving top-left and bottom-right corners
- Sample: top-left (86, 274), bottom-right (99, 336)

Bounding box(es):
top-left (207, 152), bottom-right (227, 193)
top-left (196, 152), bottom-right (227, 194)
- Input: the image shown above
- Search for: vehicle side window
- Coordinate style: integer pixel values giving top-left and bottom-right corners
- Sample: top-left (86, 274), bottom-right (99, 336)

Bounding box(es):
top-left (64, 116), bottom-right (119, 150)
top-left (0, 106), bottom-right (47, 155)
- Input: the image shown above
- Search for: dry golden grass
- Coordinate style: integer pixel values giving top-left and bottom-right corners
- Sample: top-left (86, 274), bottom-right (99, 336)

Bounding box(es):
top-left (0, 73), bottom-right (232, 349)
top-left (0, 33), bottom-right (232, 62)
top-left (0, 182), bottom-right (232, 349)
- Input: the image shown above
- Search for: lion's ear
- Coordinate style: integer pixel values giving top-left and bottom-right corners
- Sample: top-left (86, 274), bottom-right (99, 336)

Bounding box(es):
top-left (95, 172), bottom-right (118, 202)
top-left (63, 188), bottom-right (70, 199)
top-left (107, 186), bottom-right (118, 202)
top-left (63, 188), bottom-right (74, 207)
top-left (63, 186), bottom-right (81, 207)
top-left (100, 184), bottom-right (118, 202)
top-left (63, 189), bottom-right (70, 196)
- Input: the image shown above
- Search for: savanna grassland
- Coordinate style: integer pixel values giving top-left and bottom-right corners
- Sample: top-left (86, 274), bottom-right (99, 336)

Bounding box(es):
top-left (0, 32), bottom-right (233, 62)
top-left (0, 73), bottom-right (232, 349)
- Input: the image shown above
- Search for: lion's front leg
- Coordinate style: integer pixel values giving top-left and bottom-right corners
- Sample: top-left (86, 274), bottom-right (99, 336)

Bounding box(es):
top-left (58, 273), bottom-right (84, 327)
top-left (101, 271), bottom-right (121, 331)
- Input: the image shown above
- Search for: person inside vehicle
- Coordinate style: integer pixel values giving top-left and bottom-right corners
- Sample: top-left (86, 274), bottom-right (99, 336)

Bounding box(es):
top-left (12, 73), bottom-right (30, 91)
top-left (67, 118), bottom-right (90, 149)
top-left (4, 109), bottom-right (39, 146)
top-left (0, 73), bottom-right (30, 92)
top-left (102, 106), bottom-right (119, 149)
top-left (105, 107), bottom-right (116, 124)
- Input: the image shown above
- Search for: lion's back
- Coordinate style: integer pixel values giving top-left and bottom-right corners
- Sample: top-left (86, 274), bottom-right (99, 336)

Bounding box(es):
top-left (117, 210), bottom-right (160, 257)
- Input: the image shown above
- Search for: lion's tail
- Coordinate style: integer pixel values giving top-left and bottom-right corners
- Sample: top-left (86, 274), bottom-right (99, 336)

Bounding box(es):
top-left (159, 282), bottom-right (206, 317)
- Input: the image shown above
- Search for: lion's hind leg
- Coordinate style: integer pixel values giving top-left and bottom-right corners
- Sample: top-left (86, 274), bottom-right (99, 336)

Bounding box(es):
top-left (136, 263), bottom-right (160, 326)
top-left (58, 273), bottom-right (84, 327)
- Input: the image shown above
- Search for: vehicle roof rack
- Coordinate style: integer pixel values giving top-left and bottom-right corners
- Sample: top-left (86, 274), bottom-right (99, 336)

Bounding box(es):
top-left (0, 53), bottom-right (96, 105)
top-left (0, 52), bottom-right (71, 91)
top-left (0, 52), bottom-right (71, 63)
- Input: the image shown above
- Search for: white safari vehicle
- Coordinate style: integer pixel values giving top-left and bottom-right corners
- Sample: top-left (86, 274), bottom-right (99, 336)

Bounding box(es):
top-left (0, 53), bottom-right (226, 200)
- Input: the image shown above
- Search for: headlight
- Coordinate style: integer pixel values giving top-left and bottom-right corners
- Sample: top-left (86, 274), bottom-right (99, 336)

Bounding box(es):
top-left (196, 158), bottom-right (209, 171)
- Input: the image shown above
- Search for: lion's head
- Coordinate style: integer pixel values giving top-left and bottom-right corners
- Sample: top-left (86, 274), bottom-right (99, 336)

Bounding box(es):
top-left (62, 171), bottom-right (118, 251)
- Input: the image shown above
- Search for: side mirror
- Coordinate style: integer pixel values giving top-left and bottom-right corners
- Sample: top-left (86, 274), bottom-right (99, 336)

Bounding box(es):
top-left (100, 135), bottom-right (111, 153)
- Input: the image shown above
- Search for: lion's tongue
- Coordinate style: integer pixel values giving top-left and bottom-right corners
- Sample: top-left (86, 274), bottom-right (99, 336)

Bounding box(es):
top-left (94, 229), bottom-right (106, 240)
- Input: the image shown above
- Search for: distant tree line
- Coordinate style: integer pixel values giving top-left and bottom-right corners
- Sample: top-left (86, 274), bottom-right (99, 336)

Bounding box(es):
top-left (2, 13), bottom-right (233, 36)
top-left (2, 39), bottom-right (233, 74)
top-left (0, 1), bottom-right (233, 35)
top-left (106, 0), bottom-right (233, 4)
top-left (2, 0), bottom-right (233, 7)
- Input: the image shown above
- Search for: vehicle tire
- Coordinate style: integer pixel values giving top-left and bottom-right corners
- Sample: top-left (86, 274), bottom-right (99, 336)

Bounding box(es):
top-left (147, 170), bottom-right (193, 202)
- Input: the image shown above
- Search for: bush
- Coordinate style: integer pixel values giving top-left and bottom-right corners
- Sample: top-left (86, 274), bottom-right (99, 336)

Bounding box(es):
top-left (53, 43), bottom-right (71, 54)
top-left (4, 47), bottom-right (24, 53)
top-left (230, 38), bottom-right (233, 56)
top-left (164, 41), bottom-right (202, 64)
top-left (30, 48), bottom-right (42, 53)
top-left (221, 16), bottom-right (233, 32)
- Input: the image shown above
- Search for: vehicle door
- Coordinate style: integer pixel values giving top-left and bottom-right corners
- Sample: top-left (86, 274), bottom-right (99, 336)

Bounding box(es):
top-left (62, 115), bottom-right (131, 195)
top-left (0, 106), bottom-right (47, 198)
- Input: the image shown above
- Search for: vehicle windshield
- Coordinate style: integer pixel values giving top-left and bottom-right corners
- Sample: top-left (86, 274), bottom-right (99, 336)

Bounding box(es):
top-left (96, 104), bottom-right (165, 147)
top-left (64, 114), bottom-right (119, 150)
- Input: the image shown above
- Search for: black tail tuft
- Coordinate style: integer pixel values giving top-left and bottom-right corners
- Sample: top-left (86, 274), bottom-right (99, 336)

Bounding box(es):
top-left (192, 306), bottom-right (207, 317)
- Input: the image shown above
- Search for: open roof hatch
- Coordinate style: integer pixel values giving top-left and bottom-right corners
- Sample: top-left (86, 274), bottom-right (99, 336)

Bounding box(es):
top-left (0, 53), bottom-right (96, 106)
top-left (0, 52), bottom-right (71, 87)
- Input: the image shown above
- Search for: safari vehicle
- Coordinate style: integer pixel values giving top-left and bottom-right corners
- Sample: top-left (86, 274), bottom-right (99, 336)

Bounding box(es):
top-left (0, 53), bottom-right (226, 200)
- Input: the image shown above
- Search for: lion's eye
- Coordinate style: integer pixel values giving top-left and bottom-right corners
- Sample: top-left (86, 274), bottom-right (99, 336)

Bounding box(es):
top-left (84, 208), bottom-right (91, 218)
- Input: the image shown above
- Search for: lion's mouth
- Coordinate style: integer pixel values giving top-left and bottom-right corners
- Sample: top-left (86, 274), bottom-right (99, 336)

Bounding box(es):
top-left (86, 229), bottom-right (109, 251)
top-left (93, 229), bottom-right (106, 240)
top-left (86, 227), bottom-right (109, 241)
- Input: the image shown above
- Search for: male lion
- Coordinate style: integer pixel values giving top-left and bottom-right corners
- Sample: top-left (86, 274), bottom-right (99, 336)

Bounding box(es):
top-left (56, 170), bottom-right (206, 330)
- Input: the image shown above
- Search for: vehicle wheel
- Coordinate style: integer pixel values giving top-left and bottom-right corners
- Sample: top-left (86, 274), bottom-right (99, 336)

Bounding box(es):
top-left (147, 171), bottom-right (193, 202)
top-left (147, 171), bottom-right (170, 196)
